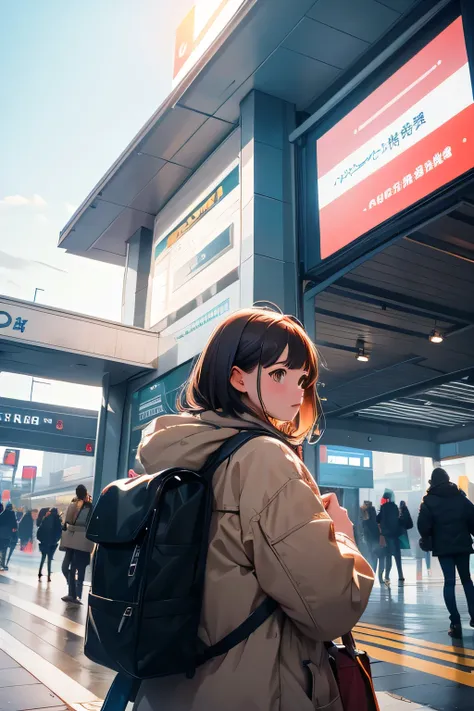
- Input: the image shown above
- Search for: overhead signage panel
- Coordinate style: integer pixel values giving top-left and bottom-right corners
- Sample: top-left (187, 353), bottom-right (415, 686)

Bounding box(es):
top-left (0, 399), bottom-right (97, 457)
top-left (173, 0), bottom-right (246, 88)
top-left (316, 17), bottom-right (474, 260)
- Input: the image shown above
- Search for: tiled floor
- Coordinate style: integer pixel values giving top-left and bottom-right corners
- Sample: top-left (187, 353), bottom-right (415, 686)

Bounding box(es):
top-left (359, 556), bottom-right (474, 710)
top-left (0, 649), bottom-right (68, 711)
top-left (4, 550), bottom-right (472, 710)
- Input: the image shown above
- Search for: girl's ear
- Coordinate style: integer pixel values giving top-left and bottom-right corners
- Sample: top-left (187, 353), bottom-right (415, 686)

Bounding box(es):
top-left (230, 366), bottom-right (247, 393)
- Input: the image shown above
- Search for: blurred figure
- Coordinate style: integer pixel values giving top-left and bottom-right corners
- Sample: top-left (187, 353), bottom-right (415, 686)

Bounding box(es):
top-left (37, 508), bottom-right (63, 582)
top-left (61, 484), bottom-right (93, 604)
top-left (0, 504), bottom-right (17, 571)
top-left (377, 489), bottom-right (405, 586)
top-left (361, 501), bottom-right (383, 581)
top-left (6, 521), bottom-right (18, 567)
top-left (418, 467), bottom-right (474, 638)
top-left (398, 500), bottom-right (414, 552)
top-left (18, 510), bottom-right (34, 551)
top-left (37, 507), bottom-right (50, 529)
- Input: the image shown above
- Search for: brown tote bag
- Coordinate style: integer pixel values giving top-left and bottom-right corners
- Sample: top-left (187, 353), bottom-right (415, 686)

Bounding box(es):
top-left (326, 633), bottom-right (380, 711)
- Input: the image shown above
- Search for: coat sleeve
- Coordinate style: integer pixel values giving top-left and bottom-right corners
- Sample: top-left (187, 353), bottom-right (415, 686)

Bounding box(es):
top-left (463, 497), bottom-right (474, 536)
top-left (402, 508), bottom-right (414, 530)
top-left (417, 501), bottom-right (432, 538)
top-left (238, 439), bottom-right (374, 642)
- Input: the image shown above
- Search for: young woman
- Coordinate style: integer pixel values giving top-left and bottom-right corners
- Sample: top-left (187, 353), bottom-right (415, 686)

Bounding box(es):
top-left (37, 508), bottom-right (63, 582)
top-left (135, 308), bottom-right (374, 711)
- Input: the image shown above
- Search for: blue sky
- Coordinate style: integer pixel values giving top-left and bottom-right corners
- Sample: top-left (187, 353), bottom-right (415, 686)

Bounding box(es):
top-left (0, 0), bottom-right (190, 318)
top-left (0, 0), bottom-right (193, 408)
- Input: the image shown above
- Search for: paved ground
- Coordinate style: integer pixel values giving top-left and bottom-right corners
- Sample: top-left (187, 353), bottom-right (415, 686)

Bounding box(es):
top-left (2, 549), bottom-right (473, 710)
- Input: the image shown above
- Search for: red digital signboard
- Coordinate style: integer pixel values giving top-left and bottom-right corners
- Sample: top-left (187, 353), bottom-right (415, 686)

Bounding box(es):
top-left (22, 466), bottom-right (37, 481)
top-left (317, 17), bottom-right (474, 260)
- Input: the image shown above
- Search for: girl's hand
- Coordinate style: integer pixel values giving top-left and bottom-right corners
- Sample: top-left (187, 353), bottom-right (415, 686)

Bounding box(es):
top-left (321, 493), bottom-right (354, 540)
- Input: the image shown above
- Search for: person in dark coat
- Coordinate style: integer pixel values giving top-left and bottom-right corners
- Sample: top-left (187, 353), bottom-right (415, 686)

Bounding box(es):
top-left (361, 501), bottom-right (385, 582)
top-left (37, 508), bottom-right (49, 529)
top-left (377, 488), bottom-right (405, 586)
top-left (18, 511), bottom-right (34, 550)
top-left (418, 468), bottom-right (474, 637)
top-left (0, 504), bottom-right (18, 570)
top-left (37, 508), bottom-right (63, 582)
top-left (6, 525), bottom-right (18, 566)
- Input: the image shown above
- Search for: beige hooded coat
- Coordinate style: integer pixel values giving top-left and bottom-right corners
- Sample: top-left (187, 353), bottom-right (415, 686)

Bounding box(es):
top-left (134, 411), bottom-right (374, 711)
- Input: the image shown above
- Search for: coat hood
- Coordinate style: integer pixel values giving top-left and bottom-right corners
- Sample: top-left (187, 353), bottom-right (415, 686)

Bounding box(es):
top-left (427, 481), bottom-right (462, 498)
top-left (139, 411), bottom-right (283, 474)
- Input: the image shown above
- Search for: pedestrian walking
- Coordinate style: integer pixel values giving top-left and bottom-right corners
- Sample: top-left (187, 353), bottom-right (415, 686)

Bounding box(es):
top-left (398, 500), bottom-right (414, 552)
top-left (6, 526), bottom-right (18, 567)
top-left (418, 467), bottom-right (474, 637)
top-left (60, 484), bottom-right (93, 604)
top-left (0, 504), bottom-right (17, 571)
top-left (37, 508), bottom-right (63, 582)
top-left (377, 489), bottom-right (405, 586)
top-left (361, 501), bottom-right (385, 583)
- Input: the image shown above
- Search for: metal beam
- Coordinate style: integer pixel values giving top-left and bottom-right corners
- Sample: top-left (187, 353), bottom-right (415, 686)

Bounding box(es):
top-left (326, 367), bottom-right (474, 418)
top-left (405, 233), bottom-right (474, 265)
top-left (398, 395), bottom-right (474, 414)
top-left (335, 278), bottom-right (474, 325)
top-left (314, 307), bottom-right (431, 340)
top-left (315, 340), bottom-right (357, 354)
top-left (325, 285), bottom-right (462, 325)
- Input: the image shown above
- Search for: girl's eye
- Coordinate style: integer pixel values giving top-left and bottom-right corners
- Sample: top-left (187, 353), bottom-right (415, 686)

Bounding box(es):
top-left (270, 369), bottom-right (286, 383)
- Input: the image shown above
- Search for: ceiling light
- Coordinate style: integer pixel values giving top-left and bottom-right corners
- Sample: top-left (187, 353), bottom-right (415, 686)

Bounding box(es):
top-left (356, 340), bottom-right (370, 362)
top-left (429, 329), bottom-right (444, 344)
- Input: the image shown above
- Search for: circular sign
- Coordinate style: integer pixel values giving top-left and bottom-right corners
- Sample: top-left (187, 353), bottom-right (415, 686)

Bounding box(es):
top-left (56, 420), bottom-right (64, 431)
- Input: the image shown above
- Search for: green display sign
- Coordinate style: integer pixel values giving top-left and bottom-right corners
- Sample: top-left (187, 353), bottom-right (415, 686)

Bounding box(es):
top-left (128, 361), bottom-right (193, 470)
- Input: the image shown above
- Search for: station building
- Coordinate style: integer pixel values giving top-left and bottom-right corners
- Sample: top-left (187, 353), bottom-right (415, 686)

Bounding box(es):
top-left (3, 0), bottom-right (474, 521)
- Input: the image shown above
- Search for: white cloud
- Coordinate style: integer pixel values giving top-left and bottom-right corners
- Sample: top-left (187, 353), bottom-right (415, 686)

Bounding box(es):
top-left (35, 213), bottom-right (49, 224)
top-left (65, 202), bottom-right (78, 216)
top-left (0, 193), bottom-right (48, 208)
top-left (32, 193), bottom-right (47, 208)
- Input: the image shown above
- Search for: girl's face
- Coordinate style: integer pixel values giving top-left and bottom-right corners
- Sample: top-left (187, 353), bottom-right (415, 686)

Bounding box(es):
top-left (230, 345), bottom-right (309, 423)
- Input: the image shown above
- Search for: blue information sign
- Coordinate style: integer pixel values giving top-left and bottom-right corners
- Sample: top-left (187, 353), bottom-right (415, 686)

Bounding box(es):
top-left (319, 445), bottom-right (374, 488)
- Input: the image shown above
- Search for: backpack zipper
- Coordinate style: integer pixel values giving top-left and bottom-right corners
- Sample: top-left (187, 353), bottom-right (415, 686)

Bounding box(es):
top-left (128, 545), bottom-right (141, 576)
top-left (118, 607), bottom-right (133, 633)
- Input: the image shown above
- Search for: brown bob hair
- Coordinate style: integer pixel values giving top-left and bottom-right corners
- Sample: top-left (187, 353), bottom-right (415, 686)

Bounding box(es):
top-left (179, 308), bottom-right (320, 444)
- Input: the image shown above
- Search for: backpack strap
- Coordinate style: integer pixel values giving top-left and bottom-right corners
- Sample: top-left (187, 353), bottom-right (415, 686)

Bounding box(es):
top-left (196, 597), bottom-right (278, 666)
top-left (196, 429), bottom-right (279, 668)
top-left (200, 428), bottom-right (272, 479)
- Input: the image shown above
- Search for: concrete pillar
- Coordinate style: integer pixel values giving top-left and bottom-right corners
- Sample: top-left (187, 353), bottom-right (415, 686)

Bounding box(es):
top-left (122, 227), bottom-right (153, 328)
top-left (92, 374), bottom-right (127, 501)
top-left (239, 91), bottom-right (298, 314)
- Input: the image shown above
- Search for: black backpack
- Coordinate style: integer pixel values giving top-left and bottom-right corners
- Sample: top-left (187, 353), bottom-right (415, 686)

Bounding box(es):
top-left (84, 430), bottom-right (277, 680)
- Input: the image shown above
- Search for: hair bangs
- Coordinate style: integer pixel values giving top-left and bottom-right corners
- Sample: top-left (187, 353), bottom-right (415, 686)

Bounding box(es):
top-left (260, 320), bottom-right (318, 388)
